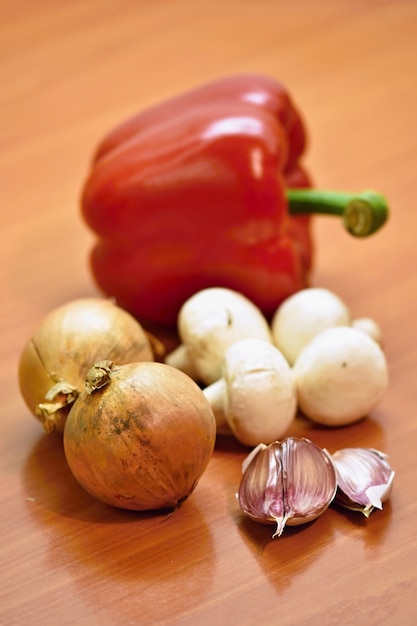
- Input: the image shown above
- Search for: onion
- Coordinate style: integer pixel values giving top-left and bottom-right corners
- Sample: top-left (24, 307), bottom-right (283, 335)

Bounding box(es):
top-left (18, 298), bottom-right (154, 434)
top-left (63, 361), bottom-right (216, 511)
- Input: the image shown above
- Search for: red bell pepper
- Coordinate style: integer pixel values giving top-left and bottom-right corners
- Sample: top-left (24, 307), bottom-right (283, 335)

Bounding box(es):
top-left (81, 74), bottom-right (388, 328)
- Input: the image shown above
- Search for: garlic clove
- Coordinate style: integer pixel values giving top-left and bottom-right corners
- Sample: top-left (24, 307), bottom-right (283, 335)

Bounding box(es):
top-left (331, 447), bottom-right (395, 517)
top-left (238, 443), bottom-right (287, 536)
top-left (283, 438), bottom-right (337, 528)
top-left (238, 438), bottom-right (337, 538)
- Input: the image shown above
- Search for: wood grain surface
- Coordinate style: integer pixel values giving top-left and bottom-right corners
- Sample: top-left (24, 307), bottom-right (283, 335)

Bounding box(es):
top-left (1, 1), bottom-right (416, 625)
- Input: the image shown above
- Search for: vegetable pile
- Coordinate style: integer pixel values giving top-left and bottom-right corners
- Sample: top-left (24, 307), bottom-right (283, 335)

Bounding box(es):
top-left (167, 286), bottom-right (389, 443)
top-left (18, 74), bottom-right (395, 536)
top-left (18, 286), bottom-right (393, 532)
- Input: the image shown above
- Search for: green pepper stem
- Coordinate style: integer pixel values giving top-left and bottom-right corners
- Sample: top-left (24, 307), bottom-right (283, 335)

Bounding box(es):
top-left (286, 189), bottom-right (389, 237)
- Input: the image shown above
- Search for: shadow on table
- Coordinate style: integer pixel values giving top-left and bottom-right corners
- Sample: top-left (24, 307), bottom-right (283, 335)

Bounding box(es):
top-left (22, 431), bottom-right (217, 622)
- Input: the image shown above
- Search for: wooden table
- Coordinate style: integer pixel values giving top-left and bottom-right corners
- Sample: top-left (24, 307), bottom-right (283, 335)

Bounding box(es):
top-left (1, 1), bottom-right (416, 624)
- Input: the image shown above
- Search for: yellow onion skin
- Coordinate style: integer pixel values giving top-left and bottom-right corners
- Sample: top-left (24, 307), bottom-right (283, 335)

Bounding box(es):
top-left (18, 298), bottom-right (154, 434)
top-left (63, 362), bottom-right (216, 511)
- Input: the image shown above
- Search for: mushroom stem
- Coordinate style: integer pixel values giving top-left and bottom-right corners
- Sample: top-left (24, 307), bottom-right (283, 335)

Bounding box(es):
top-left (164, 344), bottom-right (200, 380)
top-left (287, 189), bottom-right (389, 237)
top-left (203, 339), bottom-right (297, 447)
top-left (202, 379), bottom-right (231, 434)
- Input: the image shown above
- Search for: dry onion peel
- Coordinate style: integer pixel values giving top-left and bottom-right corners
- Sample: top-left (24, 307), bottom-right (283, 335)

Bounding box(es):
top-left (63, 361), bottom-right (216, 511)
top-left (18, 298), bottom-right (154, 434)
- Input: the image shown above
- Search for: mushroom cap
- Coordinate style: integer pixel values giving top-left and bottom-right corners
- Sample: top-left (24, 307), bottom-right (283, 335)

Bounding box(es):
top-left (178, 288), bottom-right (272, 384)
top-left (351, 317), bottom-right (383, 346)
top-left (221, 338), bottom-right (297, 446)
top-left (271, 288), bottom-right (351, 365)
top-left (293, 326), bottom-right (388, 426)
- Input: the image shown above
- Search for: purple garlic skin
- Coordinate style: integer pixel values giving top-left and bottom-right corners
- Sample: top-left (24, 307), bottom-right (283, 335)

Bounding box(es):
top-left (238, 437), bottom-right (337, 538)
top-left (331, 447), bottom-right (395, 517)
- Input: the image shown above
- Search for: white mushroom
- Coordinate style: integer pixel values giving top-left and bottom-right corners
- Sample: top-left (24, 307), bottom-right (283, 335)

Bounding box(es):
top-left (292, 326), bottom-right (388, 426)
top-left (165, 288), bottom-right (272, 384)
top-left (351, 317), bottom-right (383, 346)
top-left (271, 287), bottom-right (351, 365)
top-left (203, 338), bottom-right (297, 447)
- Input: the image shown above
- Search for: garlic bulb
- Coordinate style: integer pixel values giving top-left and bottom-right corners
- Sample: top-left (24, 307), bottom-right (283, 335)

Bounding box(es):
top-left (331, 447), bottom-right (395, 517)
top-left (237, 437), bottom-right (337, 538)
